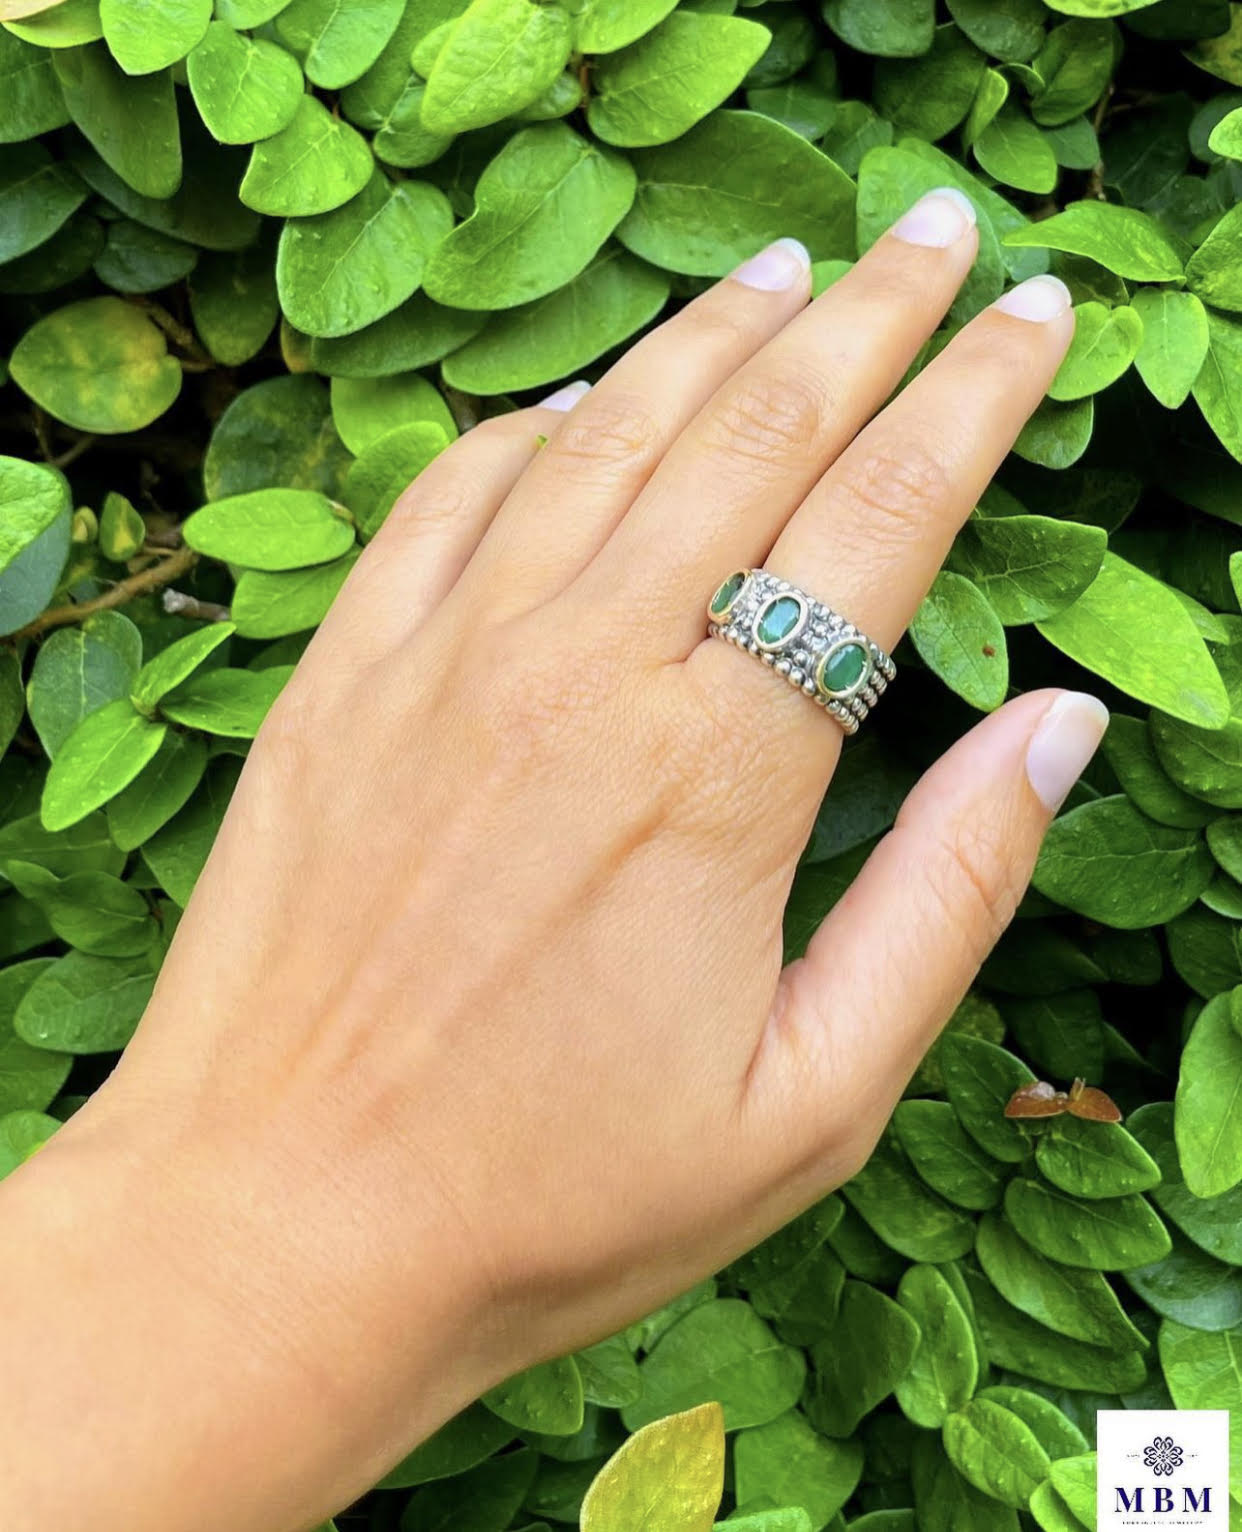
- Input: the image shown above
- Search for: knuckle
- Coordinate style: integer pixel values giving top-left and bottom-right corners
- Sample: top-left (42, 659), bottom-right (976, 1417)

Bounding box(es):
top-left (831, 440), bottom-right (952, 546)
top-left (701, 362), bottom-right (830, 467)
top-left (681, 290), bottom-right (767, 352)
top-left (546, 390), bottom-right (662, 483)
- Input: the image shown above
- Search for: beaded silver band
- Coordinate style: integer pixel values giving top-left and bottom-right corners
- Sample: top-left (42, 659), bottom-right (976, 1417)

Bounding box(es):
top-left (706, 568), bottom-right (895, 735)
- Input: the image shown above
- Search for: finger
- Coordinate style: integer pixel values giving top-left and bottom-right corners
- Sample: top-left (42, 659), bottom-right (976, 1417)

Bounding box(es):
top-left (680, 272), bottom-right (1075, 796)
top-left (739, 688), bottom-right (1109, 1193)
top-left (308, 384), bottom-right (591, 666)
top-left (568, 188), bottom-right (981, 656)
top-left (455, 239), bottom-right (815, 620)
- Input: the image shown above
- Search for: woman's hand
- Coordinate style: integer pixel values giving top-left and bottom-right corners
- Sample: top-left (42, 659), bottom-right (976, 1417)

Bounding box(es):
top-left (0, 188), bottom-right (1103, 1529)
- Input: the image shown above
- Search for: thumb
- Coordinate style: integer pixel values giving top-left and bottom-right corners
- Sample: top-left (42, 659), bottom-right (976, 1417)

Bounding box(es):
top-left (747, 687), bottom-right (1109, 1182)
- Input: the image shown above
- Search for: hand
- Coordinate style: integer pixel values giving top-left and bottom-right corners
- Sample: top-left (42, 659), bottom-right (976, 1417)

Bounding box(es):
top-left (0, 187), bottom-right (1103, 1529)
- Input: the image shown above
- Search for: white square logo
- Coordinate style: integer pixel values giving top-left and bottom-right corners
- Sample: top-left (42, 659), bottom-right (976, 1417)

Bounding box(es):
top-left (1097, 1410), bottom-right (1230, 1529)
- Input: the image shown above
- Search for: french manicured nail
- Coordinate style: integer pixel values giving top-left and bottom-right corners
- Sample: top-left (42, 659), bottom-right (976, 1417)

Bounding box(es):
top-left (993, 273), bottom-right (1073, 322)
top-left (1026, 691), bottom-right (1110, 812)
top-left (732, 237), bottom-right (811, 291)
top-left (538, 379), bottom-right (591, 411)
top-left (891, 187), bottom-right (977, 247)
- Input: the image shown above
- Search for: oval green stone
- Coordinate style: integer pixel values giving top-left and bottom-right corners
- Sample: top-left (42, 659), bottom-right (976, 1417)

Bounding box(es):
top-left (820, 641), bottom-right (868, 694)
top-left (710, 570), bottom-right (746, 617)
top-left (756, 594), bottom-right (803, 645)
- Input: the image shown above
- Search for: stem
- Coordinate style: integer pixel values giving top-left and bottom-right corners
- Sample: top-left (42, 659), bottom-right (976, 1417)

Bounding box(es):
top-left (11, 546), bottom-right (199, 641)
top-left (162, 590), bottom-right (231, 622)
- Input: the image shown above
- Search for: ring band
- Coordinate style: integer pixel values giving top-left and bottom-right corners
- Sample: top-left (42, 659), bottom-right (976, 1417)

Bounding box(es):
top-left (706, 568), bottom-right (895, 735)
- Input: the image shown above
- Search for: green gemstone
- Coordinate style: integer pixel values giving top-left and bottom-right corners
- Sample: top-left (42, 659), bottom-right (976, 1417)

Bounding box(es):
top-left (819, 641), bottom-right (869, 695)
top-left (709, 570), bottom-right (746, 617)
top-left (756, 594), bottom-right (803, 645)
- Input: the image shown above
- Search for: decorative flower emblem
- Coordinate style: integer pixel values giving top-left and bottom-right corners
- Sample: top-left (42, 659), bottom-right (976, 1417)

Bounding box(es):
top-left (1144, 1436), bottom-right (1184, 1476)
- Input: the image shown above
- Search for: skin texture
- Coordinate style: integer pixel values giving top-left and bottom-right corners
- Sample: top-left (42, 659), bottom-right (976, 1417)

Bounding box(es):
top-left (0, 196), bottom-right (1093, 1530)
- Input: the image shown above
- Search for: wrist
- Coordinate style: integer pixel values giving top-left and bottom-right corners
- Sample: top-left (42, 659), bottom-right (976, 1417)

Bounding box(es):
top-left (0, 1077), bottom-right (499, 1530)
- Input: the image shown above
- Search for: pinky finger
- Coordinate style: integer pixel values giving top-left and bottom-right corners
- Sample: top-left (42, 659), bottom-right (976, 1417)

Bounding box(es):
top-left (310, 381), bottom-right (591, 665)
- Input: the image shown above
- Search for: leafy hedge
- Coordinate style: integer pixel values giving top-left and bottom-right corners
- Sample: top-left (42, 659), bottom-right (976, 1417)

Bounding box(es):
top-left (2, 0), bottom-right (1242, 1527)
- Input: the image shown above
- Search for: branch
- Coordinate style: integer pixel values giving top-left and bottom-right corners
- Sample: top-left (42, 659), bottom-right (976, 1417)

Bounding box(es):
top-left (10, 545), bottom-right (200, 641)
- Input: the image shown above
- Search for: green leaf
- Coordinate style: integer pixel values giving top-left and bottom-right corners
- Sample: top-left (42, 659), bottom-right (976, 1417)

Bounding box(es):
top-left (4, 0), bottom-right (104, 48)
top-left (9, 296), bottom-right (181, 433)
top-left (1157, 1320), bottom-right (1242, 1504)
top-left (1036, 553), bottom-right (1230, 729)
top-left (976, 1386), bottom-right (1088, 1463)
top-left (188, 245), bottom-right (279, 367)
top-left (873, 24), bottom-right (985, 141)
top-left (231, 550), bottom-right (361, 638)
top-left (310, 291), bottom-right (486, 378)
top-left (1030, 19), bottom-right (1119, 126)
top-left (894, 1266), bottom-right (979, 1429)
top-left (942, 1397), bottom-right (1050, 1508)
top-left (1208, 103), bottom-right (1242, 157)
top-left (2, 858), bottom-right (154, 956)
top-left (822, 0), bottom-right (934, 57)
top-left (1175, 989), bottom-right (1242, 1196)
top-left (329, 373), bottom-right (456, 456)
top-left (1131, 1100), bottom-right (1242, 1265)
top-left (203, 375), bottom-right (351, 502)
top-left (105, 729), bottom-right (209, 851)
top-left (1124, 1223), bottom-right (1242, 1331)
top-left (580, 1402), bottom-right (724, 1532)
top-left (0, 1109), bottom-right (59, 1178)
top-left (574, 1334), bottom-right (641, 1409)
top-left (421, 0), bottom-right (573, 135)
top-left (617, 109), bottom-right (855, 276)
top-left (1002, 200), bottom-right (1184, 280)
top-left (239, 94), bottom-right (373, 217)
top-left (804, 1281), bottom-right (920, 1438)
top-left (375, 1401), bottom-right (514, 1490)
top-left (911, 1436), bottom-right (1020, 1532)
top-left (946, 0), bottom-right (1046, 61)
top-left (482, 1355), bottom-right (584, 1435)
top-left (842, 1129), bottom-right (977, 1262)
top-left (0, 810), bottom-right (125, 882)
top-left (588, 13), bottom-right (770, 147)
top-left (1047, 302), bottom-right (1142, 401)
top-left (400, 1447), bottom-right (540, 1531)
top-left (276, 171), bottom-right (451, 339)
top-left (1186, 202), bottom-right (1242, 311)
top-left (574, 0), bottom-right (677, 53)
top-left (40, 697), bottom-right (167, 831)
top-left (908, 571), bottom-right (1008, 711)
top-left (1013, 395), bottom-right (1093, 469)
top-left (341, 426), bottom-right (448, 540)
top-left (939, 1035), bottom-right (1036, 1163)
top-left (129, 621), bottom-right (235, 711)
top-left (1033, 795), bottom-right (1214, 928)
top-left (441, 247), bottom-right (669, 395)
top-left (623, 1299), bottom-right (805, 1432)
top-left (140, 755), bottom-right (241, 906)
top-left (733, 1410), bottom-right (861, 1529)
top-left (26, 609), bottom-right (141, 757)
top-left (185, 22), bottom-right (303, 145)
top-left (13, 948), bottom-right (155, 1052)
top-left (1193, 307), bottom-right (1242, 463)
top-left (158, 664), bottom-right (293, 738)
top-left (891, 1101), bottom-right (1004, 1216)
top-left (0, 142), bottom-right (86, 264)
top-left (975, 1209), bottom-right (1149, 1350)
top-left (963, 1267), bottom-right (1147, 1391)
top-left (0, 455), bottom-right (71, 637)
top-left (99, 0), bottom-right (209, 73)
top-left (947, 513), bottom-right (1105, 625)
top-left (424, 123), bottom-right (635, 309)
top-left (1131, 287), bottom-right (1209, 410)
top-left (1003, 1177), bottom-right (1171, 1269)
top-left (1044, 0), bottom-right (1160, 12)
top-left (182, 489), bottom-right (355, 572)
top-left (271, 0), bottom-right (404, 90)
top-left (1034, 1116), bottom-right (1162, 1199)
top-left (0, 29), bottom-right (71, 142)
top-left (0, 959), bottom-right (71, 1113)
top-left (97, 490), bottom-right (145, 560)
top-left (973, 105), bottom-right (1058, 193)
top-left (52, 43), bottom-right (180, 198)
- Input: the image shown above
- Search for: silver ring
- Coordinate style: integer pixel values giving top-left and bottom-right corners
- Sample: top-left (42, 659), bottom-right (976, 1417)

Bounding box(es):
top-left (706, 568), bottom-right (895, 735)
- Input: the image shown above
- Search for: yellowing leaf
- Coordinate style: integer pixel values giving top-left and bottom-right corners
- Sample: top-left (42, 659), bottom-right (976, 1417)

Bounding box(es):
top-left (579, 1402), bottom-right (724, 1532)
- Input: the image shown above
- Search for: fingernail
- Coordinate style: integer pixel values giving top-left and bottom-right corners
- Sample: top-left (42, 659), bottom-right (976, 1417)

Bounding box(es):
top-left (1026, 691), bottom-right (1110, 812)
top-left (732, 237), bottom-right (811, 291)
top-left (891, 187), bottom-right (977, 248)
top-left (993, 274), bottom-right (1073, 322)
top-left (538, 379), bottom-right (591, 411)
